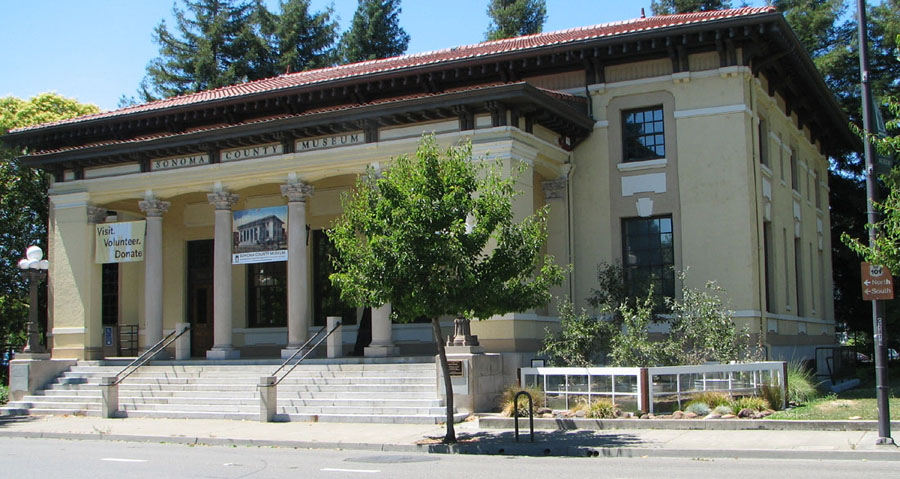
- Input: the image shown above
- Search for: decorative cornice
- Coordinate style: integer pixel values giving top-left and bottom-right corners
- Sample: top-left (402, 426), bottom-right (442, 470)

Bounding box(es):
top-left (138, 198), bottom-right (171, 217)
top-left (207, 191), bottom-right (239, 210)
top-left (281, 182), bottom-right (314, 203)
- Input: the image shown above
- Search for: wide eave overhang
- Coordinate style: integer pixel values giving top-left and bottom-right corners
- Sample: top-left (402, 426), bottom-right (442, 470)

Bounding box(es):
top-left (2, 8), bottom-right (859, 169)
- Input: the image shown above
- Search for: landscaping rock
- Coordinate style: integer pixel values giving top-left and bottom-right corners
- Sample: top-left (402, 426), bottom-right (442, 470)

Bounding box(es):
top-left (575, 410), bottom-right (586, 418)
top-left (684, 412), bottom-right (698, 419)
top-left (541, 413), bottom-right (554, 418)
top-left (737, 408), bottom-right (755, 418)
top-left (536, 407), bottom-right (552, 415)
top-left (758, 410), bottom-right (774, 417)
top-left (640, 413), bottom-right (655, 419)
top-left (705, 414), bottom-right (721, 419)
top-left (672, 411), bottom-right (685, 419)
top-left (721, 414), bottom-right (737, 419)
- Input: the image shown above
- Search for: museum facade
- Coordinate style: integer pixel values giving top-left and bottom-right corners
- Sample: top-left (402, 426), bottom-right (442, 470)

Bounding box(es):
top-left (2, 7), bottom-right (857, 364)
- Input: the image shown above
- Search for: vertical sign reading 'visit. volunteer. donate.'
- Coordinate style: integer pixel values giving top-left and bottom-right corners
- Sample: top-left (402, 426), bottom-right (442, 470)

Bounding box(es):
top-left (95, 221), bottom-right (146, 264)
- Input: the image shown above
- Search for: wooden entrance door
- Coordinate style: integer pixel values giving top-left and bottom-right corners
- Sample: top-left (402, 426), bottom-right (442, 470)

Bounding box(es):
top-left (187, 240), bottom-right (214, 356)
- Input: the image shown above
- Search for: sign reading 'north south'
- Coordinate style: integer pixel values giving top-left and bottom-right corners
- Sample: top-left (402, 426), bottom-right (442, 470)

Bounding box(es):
top-left (861, 262), bottom-right (894, 301)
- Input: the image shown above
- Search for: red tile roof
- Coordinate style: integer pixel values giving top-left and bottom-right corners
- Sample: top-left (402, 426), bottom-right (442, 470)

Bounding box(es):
top-left (11, 7), bottom-right (775, 134)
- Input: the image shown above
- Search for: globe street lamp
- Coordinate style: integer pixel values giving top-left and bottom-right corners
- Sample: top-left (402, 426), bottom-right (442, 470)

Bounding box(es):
top-left (17, 245), bottom-right (49, 355)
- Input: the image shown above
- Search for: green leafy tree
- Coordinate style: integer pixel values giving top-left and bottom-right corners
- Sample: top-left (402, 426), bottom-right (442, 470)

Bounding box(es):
top-left (650, 0), bottom-right (731, 15)
top-left (485, 0), bottom-right (547, 41)
top-left (259, 0), bottom-right (339, 75)
top-left (607, 292), bottom-right (672, 367)
top-left (328, 135), bottom-right (564, 443)
top-left (0, 93), bottom-right (99, 379)
top-left (340, 0), bottom-right (409, 64)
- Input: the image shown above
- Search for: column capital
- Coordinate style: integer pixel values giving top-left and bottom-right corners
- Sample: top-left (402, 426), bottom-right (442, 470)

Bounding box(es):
top-left (86, 206), bottom-right (107, 224)
top-left (139, 198), bottom-right (171, 217)
top-left (207, 191), bottom-right (239, 210)
top-left (541, 178), bottom-right (567, 200)
top-left (281, 182), bottom-right (314, 203)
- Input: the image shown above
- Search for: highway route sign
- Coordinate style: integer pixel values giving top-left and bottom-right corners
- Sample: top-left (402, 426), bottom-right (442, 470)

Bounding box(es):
top-left (861, 262), bottom-right (894, 301)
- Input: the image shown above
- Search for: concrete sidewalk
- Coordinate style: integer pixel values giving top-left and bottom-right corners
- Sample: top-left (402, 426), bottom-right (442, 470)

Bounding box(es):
top-left (1, 415), bottom-right (898, 461)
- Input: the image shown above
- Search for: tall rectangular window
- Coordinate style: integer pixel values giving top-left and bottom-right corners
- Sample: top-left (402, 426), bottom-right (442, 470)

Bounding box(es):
top-left (809, 242), bottom-right (816, 314)
top-left (819, 250), bottom-right (826, 316)
top-left (622, 106), bottom-right (665, 162)
top-left (814, 170), bottom-right (822, 208)
top-left (763, 222), bottom-right (774, 313)
top-left (247, 261), bottom-right (287, 328)
top-left (795, 237), bottom-right (804, 317)
top-left (783, 228), bottom-right (791, 310)
top-left (790, 148), bottom-right (799, 191)
top-left (758, 117), bottom-right (769, 166)
top-left (622, 215), bottom-right (675, 302)
top-left (101, 263), bottom-right (119, 326)
top-left (313, 230), bottom-right (357, 327)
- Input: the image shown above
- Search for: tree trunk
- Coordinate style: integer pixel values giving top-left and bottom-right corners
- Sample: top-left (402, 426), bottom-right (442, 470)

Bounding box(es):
top-left (431, 317), bottom-right (456, 444)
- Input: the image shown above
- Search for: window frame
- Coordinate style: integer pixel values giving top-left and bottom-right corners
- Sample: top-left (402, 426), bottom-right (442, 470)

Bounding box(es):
top-left (246, 261), bottom-right (287, 328)
top-left (621, 105), bottom-right (666, 163)
top-left (621, 215), bottom-right (676, 302)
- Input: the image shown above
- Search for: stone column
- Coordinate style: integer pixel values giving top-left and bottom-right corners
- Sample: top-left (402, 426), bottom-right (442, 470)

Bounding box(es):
top-left (85, 205), bottom-right (109, 359)
top-left (206, 190), bottom-right (239, 360)
top-left (365, 303), bottom-right (397, 357)
top-left (138, 197), bottom-right (170, 351)
top-left (280, 182), bottom-right (314, 359)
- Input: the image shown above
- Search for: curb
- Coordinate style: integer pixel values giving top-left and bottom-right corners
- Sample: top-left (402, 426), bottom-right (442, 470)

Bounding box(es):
top-left (479, 417), bottom-right (900, 431)
top-left (2, 429), bottom-right (898, 461)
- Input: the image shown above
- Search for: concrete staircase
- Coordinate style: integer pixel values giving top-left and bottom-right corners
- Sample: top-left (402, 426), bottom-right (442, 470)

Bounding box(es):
top-left (1, 358), bottom-right (467, 424)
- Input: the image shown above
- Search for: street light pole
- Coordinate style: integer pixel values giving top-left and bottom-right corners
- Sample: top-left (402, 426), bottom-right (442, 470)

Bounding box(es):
top-left (17, 245), bottom-right (49, 355)
top-left (856, 0), bottom-right (893, 446)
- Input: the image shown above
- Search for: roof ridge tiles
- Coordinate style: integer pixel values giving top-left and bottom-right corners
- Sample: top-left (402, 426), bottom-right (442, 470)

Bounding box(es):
top-left (9, 6), bottom-right (775, 134)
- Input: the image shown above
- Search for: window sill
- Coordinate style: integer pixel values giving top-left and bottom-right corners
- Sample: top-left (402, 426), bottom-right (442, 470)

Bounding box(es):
top-left (618, 158), bottom-right (668, 172)
top-left (760, 163), bottom-right (773, 177)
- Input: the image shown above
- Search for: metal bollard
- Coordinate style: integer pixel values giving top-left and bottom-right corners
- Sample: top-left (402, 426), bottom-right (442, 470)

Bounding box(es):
top-left (514, 390), bottom-right (534, 443)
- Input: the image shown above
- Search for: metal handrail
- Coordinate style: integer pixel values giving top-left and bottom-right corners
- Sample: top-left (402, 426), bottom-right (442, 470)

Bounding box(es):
top-left (268, 321), bottom-right (342, 387)
top-left (270, 324), bottom-right (328, 378)
top-left (112, 325), bottom-right (190, 386)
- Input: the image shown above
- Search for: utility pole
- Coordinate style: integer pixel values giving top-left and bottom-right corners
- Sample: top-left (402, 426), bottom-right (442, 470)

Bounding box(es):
top-left (856, 0), bottom-right (894, 446)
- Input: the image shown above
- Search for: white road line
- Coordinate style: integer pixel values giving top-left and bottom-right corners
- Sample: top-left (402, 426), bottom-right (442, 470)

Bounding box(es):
top-left (101, 458), bottom-right (148, 463)
top-left (321, 468), bottom-right (380, 473)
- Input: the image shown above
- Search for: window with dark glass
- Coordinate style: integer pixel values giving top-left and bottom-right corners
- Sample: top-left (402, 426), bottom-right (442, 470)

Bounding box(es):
top-left (758, 117), bottom-right (769, 166)
top-left (622, 215), bottom-right (675, 302)
top-left (101, 263), bottom-right (118, 326)
top-left (247, 261), bottom-right (286, 328)
top-left (313, 230), bottom-right (356, 327)
top-left (622, 106), bottom-right (665, 162)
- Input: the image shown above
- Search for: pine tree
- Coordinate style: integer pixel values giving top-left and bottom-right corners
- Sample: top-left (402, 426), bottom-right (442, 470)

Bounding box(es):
top-left (139, 0), bottom-right (339, 101)
top-left (141, 0), bottom-right (256, 101)
top-left (650, 0), bottom-right (731, 15)
top-left (340, 0), bottom-right (410, 64)
top-left (485, 0), bottom-right (547, 41)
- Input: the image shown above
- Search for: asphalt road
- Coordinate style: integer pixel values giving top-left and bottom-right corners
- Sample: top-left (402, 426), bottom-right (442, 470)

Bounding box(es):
top-left (2, 437), bottom-right (896, 479)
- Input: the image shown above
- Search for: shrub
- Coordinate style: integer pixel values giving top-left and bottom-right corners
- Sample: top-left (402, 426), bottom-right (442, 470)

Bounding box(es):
top-left (786, 361), bottom-right (819, 404)
top-left (691, 391), bottom-right (731, 408)
top-left (573, 398), bottom-right (619, 419)
top-left (712, 405), bottom-right (734, 416)
top-left (684, 401), bottom-right (711, 416)
top-left (761, 383), bottom-right (784, 411)
top-left (499, 385), bottom-right (545, 417)
top-left (731, 395), bottom-right (770, 412)
top-left (0, 384), bottom-right (8, 405)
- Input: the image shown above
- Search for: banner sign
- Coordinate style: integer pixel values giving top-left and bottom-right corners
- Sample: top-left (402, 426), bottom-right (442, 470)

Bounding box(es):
top-left (232, 205), bottom-right (288, 264)
top-left (95, 221), bottom-right (146, 263)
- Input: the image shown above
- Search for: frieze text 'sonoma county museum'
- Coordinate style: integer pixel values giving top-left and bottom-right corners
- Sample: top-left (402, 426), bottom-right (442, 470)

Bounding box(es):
top-left (3, 7), bottom-right (856, 367)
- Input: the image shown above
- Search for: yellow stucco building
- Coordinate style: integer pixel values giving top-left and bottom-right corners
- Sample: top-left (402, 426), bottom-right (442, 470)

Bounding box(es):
top-left (2, 7), bottom-right (856, 365)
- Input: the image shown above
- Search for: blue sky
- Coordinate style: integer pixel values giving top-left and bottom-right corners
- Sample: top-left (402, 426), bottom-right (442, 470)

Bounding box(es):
top-left (0, 1), bottom-right (767, 112)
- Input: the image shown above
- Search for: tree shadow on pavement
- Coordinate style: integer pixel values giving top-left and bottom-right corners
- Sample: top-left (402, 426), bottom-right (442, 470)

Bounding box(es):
top-left (422, 429), bottom-right (652, 456)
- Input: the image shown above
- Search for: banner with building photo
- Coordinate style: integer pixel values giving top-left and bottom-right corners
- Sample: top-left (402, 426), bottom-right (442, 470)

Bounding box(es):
top-left (95, 220), bottom-right (146, 264)
top-left (232, 205), bottom-right (288, 264)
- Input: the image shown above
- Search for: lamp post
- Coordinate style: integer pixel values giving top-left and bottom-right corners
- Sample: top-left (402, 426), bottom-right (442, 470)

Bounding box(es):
top-left (17, 245), bottom-right (49, 355)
